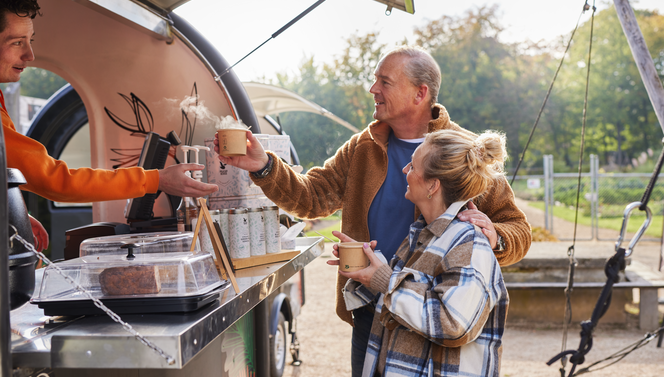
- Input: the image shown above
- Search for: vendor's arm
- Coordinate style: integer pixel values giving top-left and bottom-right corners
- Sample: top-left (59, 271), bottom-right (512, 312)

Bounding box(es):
top-left (216, 131), bottom-right (352, 219)
top-left (4, 121), bottom-right (216, 202)
top-left (372, 226), bottom-right (502, 348)
top-left (460, 176), bottom-right (531, 266)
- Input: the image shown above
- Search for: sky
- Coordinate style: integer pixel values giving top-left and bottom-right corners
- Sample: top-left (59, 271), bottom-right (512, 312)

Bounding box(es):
top-left (175, 0), bottom-right (663, 82)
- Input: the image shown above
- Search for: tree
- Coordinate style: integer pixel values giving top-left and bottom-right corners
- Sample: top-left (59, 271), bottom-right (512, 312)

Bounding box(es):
top-left (271, 33), bottom-right (385, 169)
top-left (19, 68), bottom-right (68, 99)
top-left (556, 7), bottom-right (664, 170)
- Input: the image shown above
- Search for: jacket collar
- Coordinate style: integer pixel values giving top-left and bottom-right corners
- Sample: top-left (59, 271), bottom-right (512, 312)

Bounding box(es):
top-left (425, 200), bottom-right (471, 238)
top-left (366, 103), bottom-right (454, 149)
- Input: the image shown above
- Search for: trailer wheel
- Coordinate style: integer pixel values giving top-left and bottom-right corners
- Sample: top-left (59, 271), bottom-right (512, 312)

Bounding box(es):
top-left (270, 312), bottom-right (287, 377)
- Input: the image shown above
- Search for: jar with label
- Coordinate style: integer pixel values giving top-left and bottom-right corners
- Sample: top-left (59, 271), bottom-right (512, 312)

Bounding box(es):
top-left (263, 206), bottom-right (281, 254)
top-left (247, 208), bottom-right (266, 256)
top-left (228, 208), bottom-right (250, 259)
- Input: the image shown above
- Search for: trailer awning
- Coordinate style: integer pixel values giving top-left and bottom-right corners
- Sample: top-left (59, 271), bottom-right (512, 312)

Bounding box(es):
top-left (243, 82), bottom-right (360, 134)
top-left (372, 0), bottom-right (415, 14)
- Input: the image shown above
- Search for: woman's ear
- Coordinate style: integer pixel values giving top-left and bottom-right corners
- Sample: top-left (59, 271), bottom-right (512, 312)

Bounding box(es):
top-left (428, 179), bottom-right (440, 196)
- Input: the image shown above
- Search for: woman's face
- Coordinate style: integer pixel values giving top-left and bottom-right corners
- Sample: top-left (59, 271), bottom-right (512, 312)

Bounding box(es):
top-left (402, 143), bottom-right (430, 205)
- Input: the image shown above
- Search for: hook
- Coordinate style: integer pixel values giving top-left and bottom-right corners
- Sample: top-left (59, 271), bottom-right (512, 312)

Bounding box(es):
top-left (385, 6), bottom-right (392, 16)
top-left (615, 202), bottom-right (652, 257)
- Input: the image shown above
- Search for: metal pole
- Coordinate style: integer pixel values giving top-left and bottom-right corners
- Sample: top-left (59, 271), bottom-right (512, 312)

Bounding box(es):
top-left (590, 154), bottom-right (598, 241)
top-left (544, 155), bottom-right (550, 231)
top-left (0, 110), bottom-right (12, 376)
top-left (254, 300), bottom-right (270, 377)
top-left (548, 155), bottom-right (555, 235)
top-left (613, 0), bottom-right (664, 132)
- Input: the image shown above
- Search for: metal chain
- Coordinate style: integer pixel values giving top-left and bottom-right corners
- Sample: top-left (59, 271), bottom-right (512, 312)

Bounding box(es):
top-left (9, 229), bottom-right (175, 365)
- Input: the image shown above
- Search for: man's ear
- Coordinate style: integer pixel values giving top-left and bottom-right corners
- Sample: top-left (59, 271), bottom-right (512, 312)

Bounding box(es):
top-left (414, 85), bottom-right (429, 105)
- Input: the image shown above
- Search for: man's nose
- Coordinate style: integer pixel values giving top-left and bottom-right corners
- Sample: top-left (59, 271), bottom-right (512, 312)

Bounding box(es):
top-left (23, 46), bottom-right (35, 62)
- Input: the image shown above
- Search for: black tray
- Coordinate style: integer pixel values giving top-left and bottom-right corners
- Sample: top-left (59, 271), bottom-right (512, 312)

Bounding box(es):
top-left (35, 289), bottom-right (222, 316)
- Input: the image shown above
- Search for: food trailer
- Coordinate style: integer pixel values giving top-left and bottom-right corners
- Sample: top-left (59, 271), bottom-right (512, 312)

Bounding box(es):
top-left (0, 1), bottom-right (417, 375)
top-left (3, 0), bottom-right (327, 376)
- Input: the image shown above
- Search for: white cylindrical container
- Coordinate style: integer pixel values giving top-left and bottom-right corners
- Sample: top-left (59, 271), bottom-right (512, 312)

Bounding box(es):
top-left (218, 208), bottom-right (230, 247)
top-left (228, 208), bottom-right (250, 259)
top-left (247, 208), bottom-right (266, 256)
top-left (263, 206), bottom-right (281, 254)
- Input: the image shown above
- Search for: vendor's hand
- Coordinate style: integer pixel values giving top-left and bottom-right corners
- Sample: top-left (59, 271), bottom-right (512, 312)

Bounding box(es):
top-left (29, 215), bottom-right (49, 252)
top-left (338, 243), bottom-right (386, 287)
top-left (457, 201), bottom-right (497, 249)
top-left (158, 164), bottom-right (218, 198)
top-left (215, 131), bottom-right (269, 173)
top-left (326, 231), bottom-right (377, 267)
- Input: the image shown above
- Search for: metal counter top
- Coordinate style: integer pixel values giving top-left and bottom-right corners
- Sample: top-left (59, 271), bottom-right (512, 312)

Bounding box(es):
top-left (10, 237), bottom-right (323, 370)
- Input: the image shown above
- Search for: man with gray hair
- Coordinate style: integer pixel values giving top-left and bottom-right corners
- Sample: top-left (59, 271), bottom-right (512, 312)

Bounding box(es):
top-left (217, 45), bottom-right (530, 376)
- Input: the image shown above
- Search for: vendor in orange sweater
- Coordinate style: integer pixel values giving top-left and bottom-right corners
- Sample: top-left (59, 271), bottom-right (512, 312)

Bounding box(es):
top-left (1, 0), bottom-right (218, 250)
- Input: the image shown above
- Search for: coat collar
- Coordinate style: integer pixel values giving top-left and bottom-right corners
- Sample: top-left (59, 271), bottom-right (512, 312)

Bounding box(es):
top-left (425, 200), bottom-right (471, 238)
top-left (366, 103), bottom-right (455, 149)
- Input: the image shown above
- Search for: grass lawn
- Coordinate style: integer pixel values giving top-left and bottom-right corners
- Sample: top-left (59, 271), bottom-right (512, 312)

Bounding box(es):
top-left (529, 201), bottom-right (663, 238)
top-left (304, 213), bottom-right (342, 241)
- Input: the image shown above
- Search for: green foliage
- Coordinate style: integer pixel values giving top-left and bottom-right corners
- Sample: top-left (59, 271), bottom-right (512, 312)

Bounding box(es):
top-left (529, 201), bottom-right (663, 238)
top-left (259, 5), bottom-right (664, 173)
top-left (18, 68), bottom-right (67, 99)
top-left (272, 33), bottom-right (385, 169)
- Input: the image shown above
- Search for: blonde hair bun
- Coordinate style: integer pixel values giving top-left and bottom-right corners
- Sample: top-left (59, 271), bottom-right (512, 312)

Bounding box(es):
top-left (422, 129), bottom-right (507, 205)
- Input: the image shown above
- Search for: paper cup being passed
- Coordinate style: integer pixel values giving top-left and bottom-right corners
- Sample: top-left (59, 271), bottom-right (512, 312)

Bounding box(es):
top-left (216, 116), bottom-right (250, 156)
top-left (338, 242), bottom-right (369, 272)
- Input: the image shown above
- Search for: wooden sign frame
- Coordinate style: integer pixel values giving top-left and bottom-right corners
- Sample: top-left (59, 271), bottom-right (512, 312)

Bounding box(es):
top-left (190, 198), bottom-right (240, 293)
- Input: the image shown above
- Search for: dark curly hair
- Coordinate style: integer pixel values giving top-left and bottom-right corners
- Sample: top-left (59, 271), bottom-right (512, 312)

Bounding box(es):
top-left (0, 0), bottom-right (41, 34)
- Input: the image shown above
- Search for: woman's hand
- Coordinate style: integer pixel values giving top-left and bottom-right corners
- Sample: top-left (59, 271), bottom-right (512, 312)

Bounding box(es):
top-left (326, 231), bottom-right (377, 267)
top-left (338, 243), bottom-right (386, 287)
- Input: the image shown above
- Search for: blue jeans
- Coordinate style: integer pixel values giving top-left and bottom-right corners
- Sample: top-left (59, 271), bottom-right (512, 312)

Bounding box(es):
top-left (351, 307), bottom-right (374, 377)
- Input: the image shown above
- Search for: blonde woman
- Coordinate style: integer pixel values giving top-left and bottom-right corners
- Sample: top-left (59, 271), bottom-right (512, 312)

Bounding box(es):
top-left (333, 129), bottom-right (511, 377)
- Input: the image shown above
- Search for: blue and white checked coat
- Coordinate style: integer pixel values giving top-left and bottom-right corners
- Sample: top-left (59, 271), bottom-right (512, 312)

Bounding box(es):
top-left (345, 201), bottom-right (509, 377)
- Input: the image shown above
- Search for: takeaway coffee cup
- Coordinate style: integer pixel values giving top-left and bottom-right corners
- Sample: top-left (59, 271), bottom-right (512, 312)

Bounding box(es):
top-left (217, 129), bottom-right (247, 156)
top-left (338, 242), bottom-right (369, 272)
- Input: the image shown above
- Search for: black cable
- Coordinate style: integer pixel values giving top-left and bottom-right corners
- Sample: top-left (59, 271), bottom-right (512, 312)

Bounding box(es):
top-left (549, 2), bottom-right (597, 376)
top-left (216, 0), bottom-right (327, 79)
top-left (639, 138), bottom-right (664, 210)
top-left (573, 325), bottom-right (664, 375)
top-left (509, 6), bottom-right (587, 185)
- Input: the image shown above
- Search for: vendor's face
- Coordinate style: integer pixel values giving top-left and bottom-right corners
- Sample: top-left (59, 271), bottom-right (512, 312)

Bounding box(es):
top-left (403, 143), bottom-right (430, 204)
top-left (369, 54), bottom-right (419, 125)
top-left (0, 12), bottom-right (35, 83)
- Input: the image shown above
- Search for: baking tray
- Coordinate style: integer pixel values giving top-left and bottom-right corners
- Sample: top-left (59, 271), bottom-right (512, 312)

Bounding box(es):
top-left (35, 284), bottom-right (227, 316)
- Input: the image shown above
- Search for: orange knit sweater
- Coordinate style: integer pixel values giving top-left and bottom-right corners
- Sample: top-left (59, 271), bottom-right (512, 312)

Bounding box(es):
top-left (253, 104), bottom-right (531, 325)
top-left (1, 90), bottom-right (159, 203)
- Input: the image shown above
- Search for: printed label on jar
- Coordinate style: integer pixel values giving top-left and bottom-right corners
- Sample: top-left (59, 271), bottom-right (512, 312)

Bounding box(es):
top-left (229, 210), bottom-right (250, 259)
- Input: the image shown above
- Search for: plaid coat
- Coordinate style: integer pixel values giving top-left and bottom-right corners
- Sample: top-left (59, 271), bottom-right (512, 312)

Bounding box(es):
top-left (346, 201), bottom-right (509, 377)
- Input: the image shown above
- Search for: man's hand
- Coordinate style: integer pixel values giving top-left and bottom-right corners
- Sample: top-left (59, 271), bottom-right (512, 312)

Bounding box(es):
top-left (215, 131), bottom-right (269, 172)
top-left (338, 243), bottom-right (386, 287)
top-left (29, 215), bottom-right (49, 252)
top-left (158, 164), bottom-right (218, 198)
top-left (457, 201), bottom-right (498, 249)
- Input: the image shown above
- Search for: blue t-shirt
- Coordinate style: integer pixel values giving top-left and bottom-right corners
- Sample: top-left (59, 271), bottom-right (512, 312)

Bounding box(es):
top-left (367, 132), bottom-right (422, 262)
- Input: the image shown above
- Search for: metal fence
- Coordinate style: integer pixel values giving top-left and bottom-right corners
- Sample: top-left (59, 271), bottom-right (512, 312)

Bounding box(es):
top-left (511, 154), bottom-right (663, 242)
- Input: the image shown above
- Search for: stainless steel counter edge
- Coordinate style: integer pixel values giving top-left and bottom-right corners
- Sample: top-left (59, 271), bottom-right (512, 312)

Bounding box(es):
top-left (11, 237), bottom-right (323, 369)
